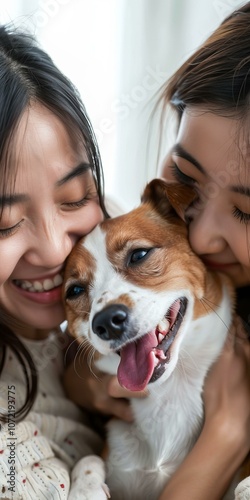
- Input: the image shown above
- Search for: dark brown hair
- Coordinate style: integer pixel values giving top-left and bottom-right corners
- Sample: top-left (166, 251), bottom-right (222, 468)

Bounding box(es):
top-left (161, 2), bottom-right (250, 124)
top-left (0, 24), bottom-right (108, 421)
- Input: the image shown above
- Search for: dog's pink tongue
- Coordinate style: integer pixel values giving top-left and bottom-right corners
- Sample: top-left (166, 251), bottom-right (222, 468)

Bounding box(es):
top-left (117, 332), bottom-right (156, 391)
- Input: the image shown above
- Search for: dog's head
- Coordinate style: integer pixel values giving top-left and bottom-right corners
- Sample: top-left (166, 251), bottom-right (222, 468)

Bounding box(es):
top-left (63, 179), bottom-right (208, 392)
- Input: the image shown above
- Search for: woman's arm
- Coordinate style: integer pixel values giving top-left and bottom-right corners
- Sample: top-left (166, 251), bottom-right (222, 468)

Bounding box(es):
top-left (63, 330), bottom-right (149, 421)
top-left (63, 349), bottom-right (146, 422)
top-left (63, 321), bottom-right (249, 498)
top-left (158, 419), bottom-right (247, 500)
top-left (159, 319), bottom-right (250, 500)
top-left (0, 405), bottom-right (72, 498)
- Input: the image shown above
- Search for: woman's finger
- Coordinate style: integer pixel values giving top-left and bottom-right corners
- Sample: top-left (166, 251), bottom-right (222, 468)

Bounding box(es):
top-left (107, 375), bottom-right (148, 399)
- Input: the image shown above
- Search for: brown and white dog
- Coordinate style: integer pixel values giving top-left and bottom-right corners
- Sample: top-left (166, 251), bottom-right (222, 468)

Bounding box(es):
top-left (63, 179), bottom-right (244, 500)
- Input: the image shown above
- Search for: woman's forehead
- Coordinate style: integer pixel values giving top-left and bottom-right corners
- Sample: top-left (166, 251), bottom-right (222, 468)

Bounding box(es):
top-left (17, 103), bottom-right (84, 153)
top-left (176, 108), bottom-right (250, 174)
top-left (0, 103), bottom-right (88, 185)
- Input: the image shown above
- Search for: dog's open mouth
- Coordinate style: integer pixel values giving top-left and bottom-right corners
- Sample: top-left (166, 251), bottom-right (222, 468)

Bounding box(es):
top-left (117, 297), bottom-right (188, 391)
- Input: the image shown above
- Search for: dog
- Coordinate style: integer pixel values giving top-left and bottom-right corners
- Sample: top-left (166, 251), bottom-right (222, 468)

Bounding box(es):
top-left (63, 178), bottom-right (245, 500)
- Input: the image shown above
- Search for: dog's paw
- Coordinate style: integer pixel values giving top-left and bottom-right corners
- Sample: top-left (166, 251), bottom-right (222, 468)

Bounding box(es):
top-left (68, 455), bottom-right (110, 500)
top-left (235, 476), bottom-right (250, 500)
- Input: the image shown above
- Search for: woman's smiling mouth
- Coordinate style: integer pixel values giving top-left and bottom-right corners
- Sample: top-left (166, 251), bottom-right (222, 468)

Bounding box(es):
top-left (202, 258), bottom-right (238, 271)
top-left (13, 273), bottom-right (63, 293)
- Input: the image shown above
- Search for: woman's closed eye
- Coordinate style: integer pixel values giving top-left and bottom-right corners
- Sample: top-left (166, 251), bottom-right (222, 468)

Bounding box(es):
top-left (63, 195), bottom-right (91, 210)
top-left (232, 206), bottom-right (250, 224)
top-left (170, 164), bottom-right (250, 226)
top-left (169, 163), bottom-right (196, 186)
top-left (0, 220), bottom-right (23, 238)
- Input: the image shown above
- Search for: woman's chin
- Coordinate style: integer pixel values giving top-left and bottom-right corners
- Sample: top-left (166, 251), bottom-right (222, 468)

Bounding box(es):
top-left (0, 301), bottom-right (66, 339)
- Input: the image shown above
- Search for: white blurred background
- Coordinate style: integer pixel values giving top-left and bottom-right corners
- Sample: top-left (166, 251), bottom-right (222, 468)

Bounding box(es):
top-left (0, 0), bottom-right (245, 208)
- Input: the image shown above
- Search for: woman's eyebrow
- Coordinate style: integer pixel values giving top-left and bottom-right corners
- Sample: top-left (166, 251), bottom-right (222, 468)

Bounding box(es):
top-left (56, 162), bottom-right (91, 187)
top-left (231, 185), bottom-right (250, 197)
top-left (171, 144), bottom-right (205, 174)
top-left (172, 145), bottom-right (250, 196)
top-left (0, 193), bottom-right (28, 207)
top-left (0, 163), bottom-right (92, 207)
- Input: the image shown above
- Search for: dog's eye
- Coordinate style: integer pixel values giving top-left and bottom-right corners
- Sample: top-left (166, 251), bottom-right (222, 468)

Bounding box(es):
top-left (65, 284), bottom-right (85, 300)
top-left (129, 248), bottom-right (150, 264)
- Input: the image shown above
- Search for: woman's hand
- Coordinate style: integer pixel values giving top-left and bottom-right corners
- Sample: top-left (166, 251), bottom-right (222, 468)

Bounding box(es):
top-left (203, 316), bottom-right (250, 454)
top-left (158, 317), bottom-right (250, 500)
top-left (63, 344), bottom-right (147, 422)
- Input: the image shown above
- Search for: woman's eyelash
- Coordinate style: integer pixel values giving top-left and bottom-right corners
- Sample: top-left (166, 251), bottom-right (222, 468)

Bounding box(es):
top-left (0, 220), bottom-right (23, 237)
top-left (232, 206), bottom-right (250, 223)
top-left (169, 164), bottom-right (195, 185)
top-left (0, 196), bottom-right (91, 236)
top-left (64, 196), bottom-right (90, 208)
top-left (169, 165), bottom-right (250, 225)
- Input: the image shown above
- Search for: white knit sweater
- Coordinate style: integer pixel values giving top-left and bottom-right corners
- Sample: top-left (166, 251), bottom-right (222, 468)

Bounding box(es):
top-left (0, 330), bottom-right (103, 499)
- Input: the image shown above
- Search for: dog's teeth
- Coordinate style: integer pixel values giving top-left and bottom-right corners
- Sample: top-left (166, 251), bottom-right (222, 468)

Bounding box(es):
top-left (153, 348), bottom-right (167, 361)
top-left (158, 333), bottom-right (165, 343)
top-left (158, 318), bottom-right (170, 333)
top-left (153, 353), bottom-right (159, 367)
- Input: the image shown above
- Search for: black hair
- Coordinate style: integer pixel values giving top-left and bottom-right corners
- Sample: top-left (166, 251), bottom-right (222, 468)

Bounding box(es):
top-left (0, 24), bottom-right (108, 421)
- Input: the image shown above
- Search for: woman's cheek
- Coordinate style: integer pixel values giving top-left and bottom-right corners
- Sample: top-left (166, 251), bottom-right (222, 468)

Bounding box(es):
top-left (0, 241), bottom-right (24, 286)
top-left (72, 202), bottom-right (104, 236)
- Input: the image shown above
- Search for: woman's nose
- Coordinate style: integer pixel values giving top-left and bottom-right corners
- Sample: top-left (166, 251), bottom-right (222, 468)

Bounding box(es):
top-left (186, 201), bottom-right (227, 256)
top-left (24, 222), bottom-right (77, 268)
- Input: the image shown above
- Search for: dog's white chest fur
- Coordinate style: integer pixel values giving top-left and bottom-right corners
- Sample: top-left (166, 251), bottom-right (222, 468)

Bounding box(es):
top-left (96, 293), bottom-right (232, 499)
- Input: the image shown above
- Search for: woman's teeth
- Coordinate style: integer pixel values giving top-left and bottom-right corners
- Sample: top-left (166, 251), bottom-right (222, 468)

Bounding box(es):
top-left (14, 273), bottom-right (63, 292)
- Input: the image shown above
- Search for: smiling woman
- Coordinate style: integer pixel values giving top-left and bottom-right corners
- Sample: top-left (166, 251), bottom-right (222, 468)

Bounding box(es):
top-left (0, 103), bottom-right (103, 334)
top-left (0, 23), bottom-right (110, 498)
top-left (162, 109), bottom-right (250, 288)
top-left (157, 3), bottom-right (250, 499)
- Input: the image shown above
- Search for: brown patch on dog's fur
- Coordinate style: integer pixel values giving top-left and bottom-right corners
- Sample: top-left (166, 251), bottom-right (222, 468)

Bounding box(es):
top-left (101, 293), bottom-right (135, 310)
top-left (63, 243), bottom-right (96, 336)
top-left (193, 271), bottom-right (235, 320)
top-left (64, 179), bottom-right (234, 337)
top-left (142, 178), bottom-right (196, 221)
top-left (102, 201), bottom-right (221, 320)
top-left (100, 180), bottom-right (235, 321)
top-left (193, 272), bottom-right (222, 319)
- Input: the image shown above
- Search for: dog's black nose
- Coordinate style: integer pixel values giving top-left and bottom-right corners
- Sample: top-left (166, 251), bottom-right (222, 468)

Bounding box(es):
top-left (92, 304), bottom-right (129, 340)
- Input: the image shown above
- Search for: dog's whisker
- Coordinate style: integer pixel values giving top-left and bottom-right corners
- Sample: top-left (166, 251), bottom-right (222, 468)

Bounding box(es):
top-left (74, 341), bottom-right (103, 381)
top-left (200, 298), bottom-right (231, 332)
top-left (86, 349), bottom-right (100, 379)
top-left (177, 356), bottom-right (189, 384)
top-left (200, 296), bottom-right (220, 311)
top-left (67, 338), bottom-right (93, 378)
top-left (180, 347), bottom-right (198, 371)
top-left (63, 335), bottom-right (83, 365)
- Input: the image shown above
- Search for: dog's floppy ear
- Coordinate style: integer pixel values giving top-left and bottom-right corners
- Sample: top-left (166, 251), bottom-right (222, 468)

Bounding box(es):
top-left (141, 178), bottom-right (196, 220)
